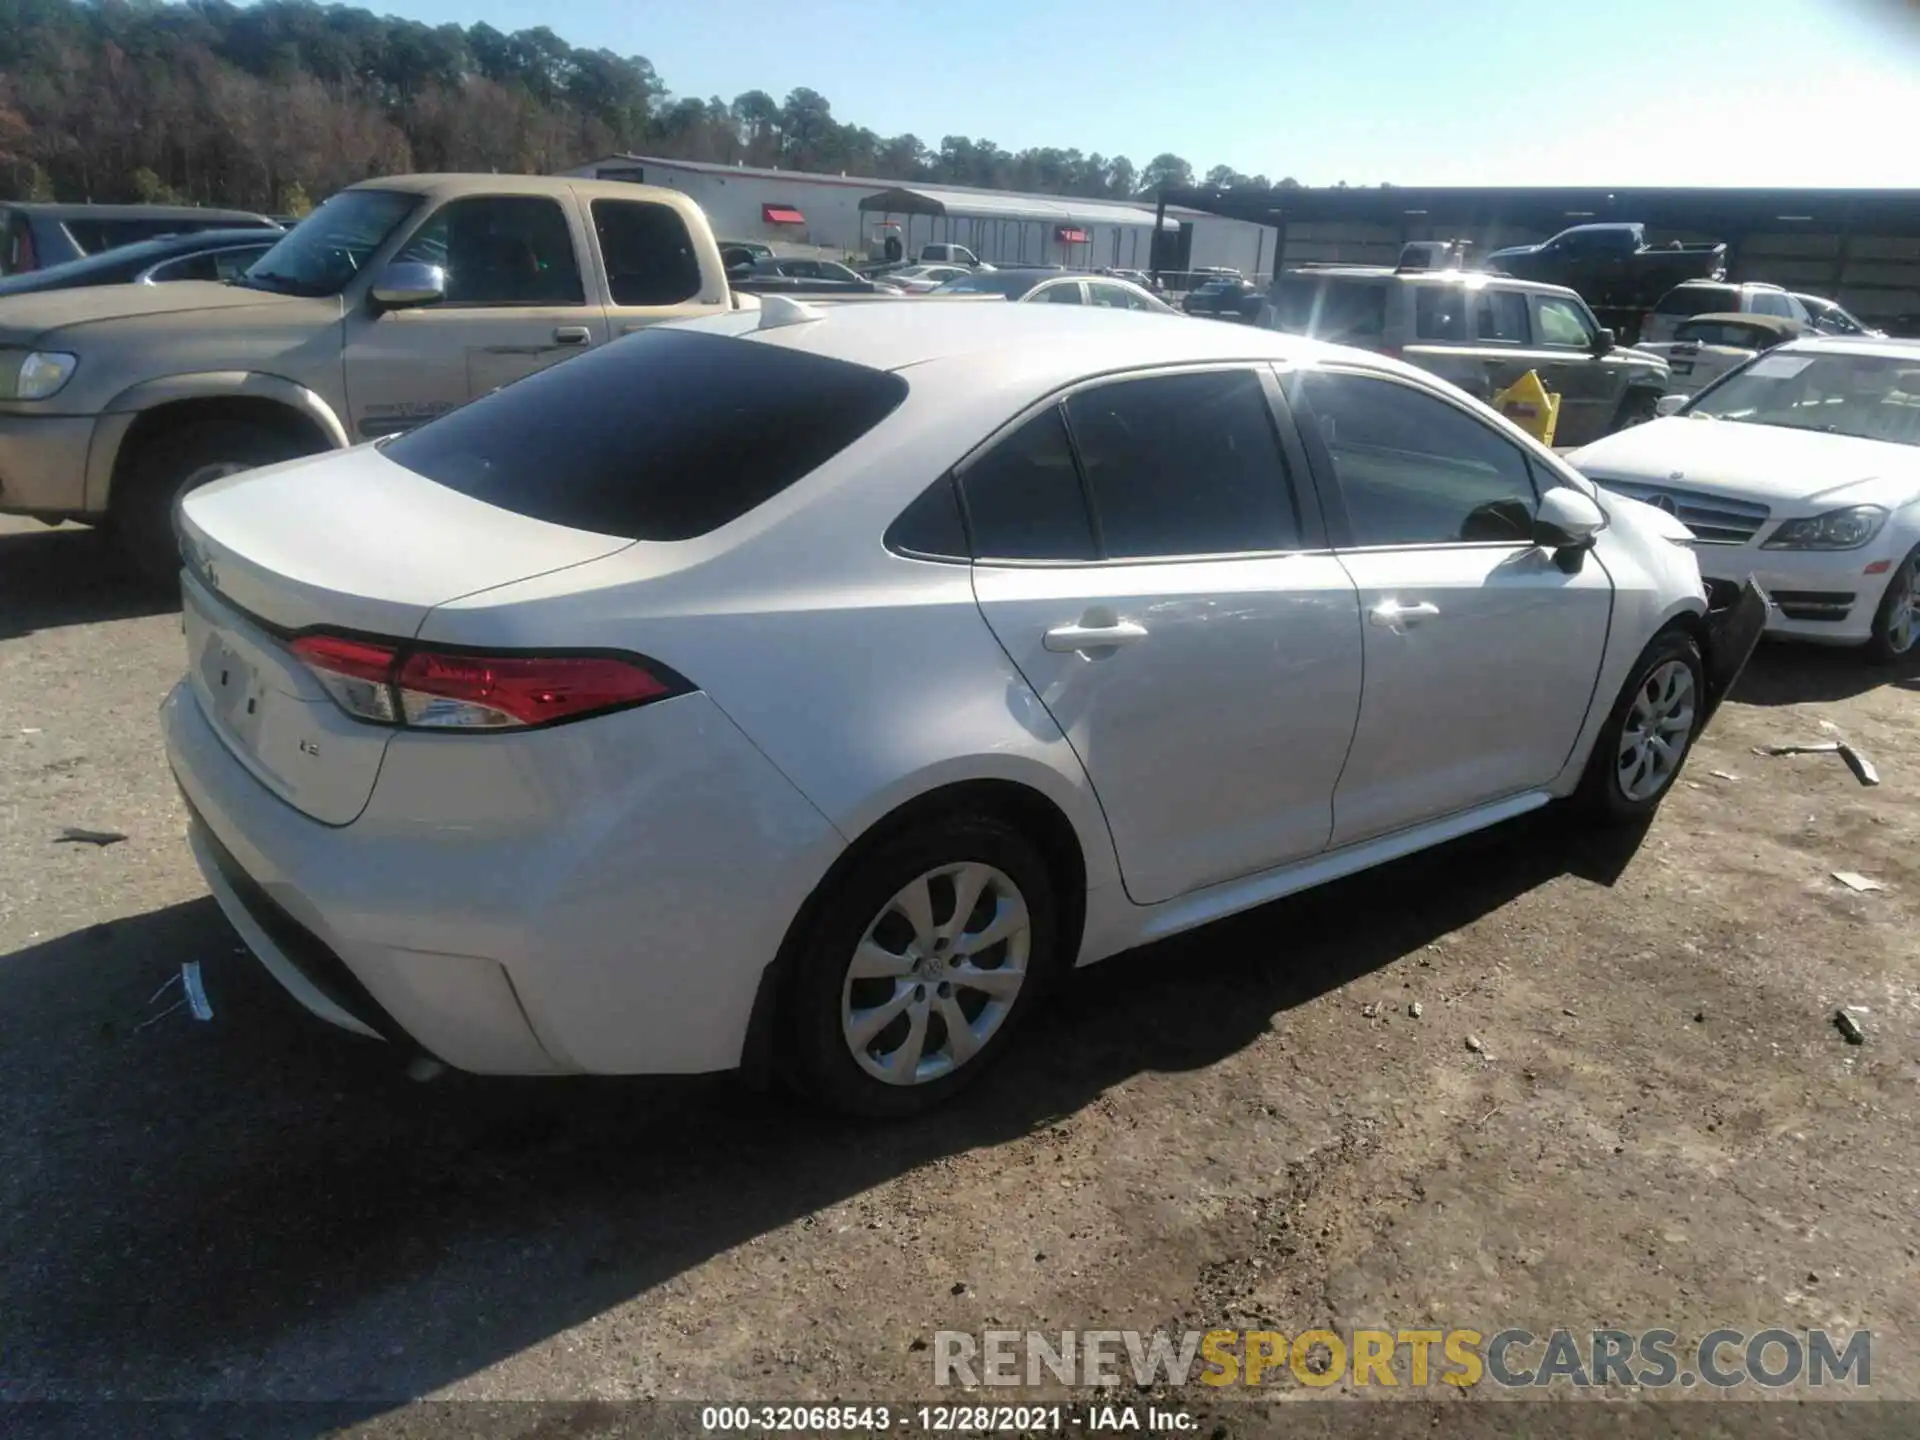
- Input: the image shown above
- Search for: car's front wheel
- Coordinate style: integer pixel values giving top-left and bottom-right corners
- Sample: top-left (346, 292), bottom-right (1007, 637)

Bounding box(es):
top-left (1865, 545), bottom-right (1919, 665)
top-left (784, 812), bottom-right (1058, 1117)
top-left (1578, 628), bottom-right (1705, 823)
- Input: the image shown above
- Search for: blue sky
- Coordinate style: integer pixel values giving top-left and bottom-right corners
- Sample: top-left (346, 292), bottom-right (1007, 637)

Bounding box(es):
top-left (389, 0), bottom-right (1919, 186)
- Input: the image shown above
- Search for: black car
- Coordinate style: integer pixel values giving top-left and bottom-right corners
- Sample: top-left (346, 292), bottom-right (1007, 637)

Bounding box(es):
top-left (1182, 277), bottom-right (1263, 321)
top-left (730, 256), bottom-right (893, 296)
top-left (0, 202), bottom-right (280, 276)
top-left (0, 228), bottom-right (282, 296)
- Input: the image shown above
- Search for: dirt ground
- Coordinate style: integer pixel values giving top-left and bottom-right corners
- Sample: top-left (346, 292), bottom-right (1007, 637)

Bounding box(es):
top-left (2, 514), bottom-right (1916, 1427)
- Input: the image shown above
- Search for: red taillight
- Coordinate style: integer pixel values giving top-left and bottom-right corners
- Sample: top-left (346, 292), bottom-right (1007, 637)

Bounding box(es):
top-left (289, 634), bottom-right (686, 731)
top-left (396, 651), bottom-right (675, 729)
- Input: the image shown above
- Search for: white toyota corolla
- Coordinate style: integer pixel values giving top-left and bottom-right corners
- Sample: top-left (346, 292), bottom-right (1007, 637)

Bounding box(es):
top-left (1570, 336), bottom-right (1920, 663)
top-left (162, 300), bottom-right (1762, 1115)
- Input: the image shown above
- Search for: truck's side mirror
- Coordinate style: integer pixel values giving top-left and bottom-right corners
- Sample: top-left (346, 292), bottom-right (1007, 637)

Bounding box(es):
top-left (369, 262), bottom-right (446, 311)
top-left (1591, 327), bottom-right (1616, 354)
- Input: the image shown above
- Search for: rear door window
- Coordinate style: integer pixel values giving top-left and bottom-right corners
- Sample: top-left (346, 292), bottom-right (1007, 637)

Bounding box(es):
top-left (1751, 290), bottom-right (1795, 319)
top-left (1656, 284), bottom-right (1734, 318)
top-left (1064, 369), bottom-right (1301, 558)
top-left (960, 407), bottom-right (1098, 561)
top-left (1413, 286), bottom-right (1467, 341)
top-left (1474, 288), bottom-right (1531, 343)
top-left (592, 198), bottom-right (704, 306)
top-left (383, 329), bottom-right (908, 540)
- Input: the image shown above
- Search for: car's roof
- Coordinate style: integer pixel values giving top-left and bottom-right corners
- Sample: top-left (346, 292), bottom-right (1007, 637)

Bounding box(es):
top-left (2, 202), bottom-right (274, 222)
top-left (1779, 334), bottom-right (1920, 359)
top-left (1670, 277), bottom-right (1783, 291)
top-left (1680, 312), bottom-right (1802, 333)
top-left (675, 300), bottom-right (1354, 382)
top-left (1280, 265), bottom-right (1581, 299)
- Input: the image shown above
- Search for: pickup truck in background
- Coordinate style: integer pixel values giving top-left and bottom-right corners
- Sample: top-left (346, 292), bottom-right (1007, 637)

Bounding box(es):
top-left (1484, 223), bottom-right (1728, 336)
top-left (0, 173), bottom-right (739, 579)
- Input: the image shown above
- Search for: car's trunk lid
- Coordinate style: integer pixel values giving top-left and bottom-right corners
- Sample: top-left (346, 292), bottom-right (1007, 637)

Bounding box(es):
top-left (176, 447), bottom-right (633, 824)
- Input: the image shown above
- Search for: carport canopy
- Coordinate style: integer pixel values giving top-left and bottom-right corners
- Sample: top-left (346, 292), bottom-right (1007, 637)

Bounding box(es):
top-left (858, 185), bottom-right (1177, 230)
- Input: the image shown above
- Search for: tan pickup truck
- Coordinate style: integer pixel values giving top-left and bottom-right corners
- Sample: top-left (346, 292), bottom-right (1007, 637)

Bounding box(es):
top-left (0, 173), bottom-right (737, 577)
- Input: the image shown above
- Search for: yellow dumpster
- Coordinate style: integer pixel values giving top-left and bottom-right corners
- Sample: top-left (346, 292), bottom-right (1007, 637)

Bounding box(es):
top-left (1492, 369), bottom-right (1560, 446)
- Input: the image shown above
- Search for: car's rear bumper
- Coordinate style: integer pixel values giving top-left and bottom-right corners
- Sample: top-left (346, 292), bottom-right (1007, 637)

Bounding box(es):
top-left (0, 412), bottom-right (96, 517)
top-left (162, 678), bottom-right (846, 1075)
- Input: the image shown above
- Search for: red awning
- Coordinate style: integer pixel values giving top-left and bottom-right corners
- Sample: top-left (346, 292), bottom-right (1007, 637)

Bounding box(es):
top-left (1056, 227), bottom-right (1088, 244)
top-left (763, 205), bottom-right (806, 225)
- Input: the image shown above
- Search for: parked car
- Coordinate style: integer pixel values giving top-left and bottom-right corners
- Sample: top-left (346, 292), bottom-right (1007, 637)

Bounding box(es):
top-left (930, 267), bottom-right (1066, 300)
top-left (1639, 280), bottom-right (1811, 345)
top-left (1101, 267), bottom-right (1157, 291)
top-left (1182, 277), bottom-right (1263, 321)
top-left (919, 243), bottom-right (984, 267)
top-left (1484, 223), bottom-right (1728, 313)
top-left (718, 240), bottom-right (775, 271)
top-left (1569, 336), bottom-right (1920, 662)
top-left (732, 256), bottom-right (892, 296)
top-left (0, 228), bottom-right (281, 297)
top-left (1794, 293), bottom-right (1885, 339)
top-left (883, 264), bottom-right (975, 294)
top-left (0, 202), bottom-right (280, 276)
top-left (162, 301), bottom-right (1758, 1114)
top-left (1260, 266), bottom-right (1670, 445)
top-left (0, 173), bottom-right (736, 579)
top-left (1007, 273), bottom-right (1175, 313)
top-left (1634, 312), bottom-right (1805, 397)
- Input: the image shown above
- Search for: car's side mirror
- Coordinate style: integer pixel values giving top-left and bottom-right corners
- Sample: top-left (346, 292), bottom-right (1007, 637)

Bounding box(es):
top-left (1534, 488), bottom-right (1606, 572)
top-left (1591, 327), bottom-right (1616, 354)
top-left (1655, 393), bottom-right (1688, 418)
top-left (369, 262), bottom-right (446, 311)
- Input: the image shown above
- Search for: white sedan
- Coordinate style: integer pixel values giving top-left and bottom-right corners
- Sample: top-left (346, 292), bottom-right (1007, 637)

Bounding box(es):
top-left (162, 302), bottom-right (1757, 1115)
top-left (1570, 337), bottom-right (1920, 662)
top-left (879, 264), bottom-right (974, 294)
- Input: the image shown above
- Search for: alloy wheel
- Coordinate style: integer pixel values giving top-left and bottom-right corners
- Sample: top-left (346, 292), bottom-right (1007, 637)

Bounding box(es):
top-left (1883, 555), bottom-right (1917, 656)
top-left (1616, 659), bottom-right (1696, 802)
top-left (841, 862), bottom-right (1030, 1086)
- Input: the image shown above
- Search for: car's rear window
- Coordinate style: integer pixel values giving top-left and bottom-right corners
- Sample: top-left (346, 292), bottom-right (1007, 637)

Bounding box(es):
top-left (1655, 284), bottom-right (1734, 317)
top-left (383, 328), bottom-right (910, 541)
top-left (1268, 277), bottom-right (1387, 345)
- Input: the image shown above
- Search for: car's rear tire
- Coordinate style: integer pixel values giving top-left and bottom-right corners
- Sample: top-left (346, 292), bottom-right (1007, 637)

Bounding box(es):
top-left (113, 420), bottom-right (308, 586)
top-left (1611, 389), bottom-right (1662, 433)
top-left (1577, 628), bottom-right (1705, 824)
top-left (782, 812), bottom-right (1059, 1118)
top-left (1864, 545), bottom-right (1919, 666)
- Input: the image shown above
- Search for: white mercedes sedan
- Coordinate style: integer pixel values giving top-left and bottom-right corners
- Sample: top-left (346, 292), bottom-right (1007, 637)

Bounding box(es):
top-left (1570, 337), bottom-right (1920, 662)
top-left (162, 301), bottom-right (1760, 1116)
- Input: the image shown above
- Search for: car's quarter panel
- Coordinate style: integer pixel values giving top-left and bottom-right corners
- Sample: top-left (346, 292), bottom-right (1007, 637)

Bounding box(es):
top-left (165, 679), bottom-right (842, 1074)
top-left (975, 549), bottom-right (1361, 902)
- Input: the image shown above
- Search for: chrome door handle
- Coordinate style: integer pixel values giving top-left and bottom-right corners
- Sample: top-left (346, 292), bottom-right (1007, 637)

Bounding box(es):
top-left (1044, 618), bottom-right (1149, 654)
top-left (553, 326), bottom-right (592, 345)
top-left (1369, 600), bottom-right (1440, 629)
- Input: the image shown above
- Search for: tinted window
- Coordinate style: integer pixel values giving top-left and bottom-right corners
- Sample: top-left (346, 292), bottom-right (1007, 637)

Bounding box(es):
top-left (592, 199), bottom-right (702, 306)
top-left (1267, 277), bottom-right (1387, 346)
top-left (1414, 286), bottom-right (1467, 341)
top-left (384, 329), bottom-right (909, 541)
top-left (1297, 372), bottom-right (1539, 547)
top-left (1475, 288), bottom-right (1531, 343)
top-left (1751, 290), bottom-right (1793, 318)
top-left (1655, 284), bottom-right (1734, 317)
top-left (1032, 281), bottom-right (1082, 304)
top-left (1536, 296), bottom-right (1595, 348)
top-left (396, 196), bottom-right (583, 306)
top-left (960, 407), bottom-right (1097, 561)
top-left (886, 477), bottom-right (969, 561)
top-left (1065, 370), bottom-right (1299, 558)
top-left (144, 252), bottom-right (220, 283)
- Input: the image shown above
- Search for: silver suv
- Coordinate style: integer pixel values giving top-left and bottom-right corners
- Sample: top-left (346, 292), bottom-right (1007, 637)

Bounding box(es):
top-left (1259, 266), bottom-right (1670, 446)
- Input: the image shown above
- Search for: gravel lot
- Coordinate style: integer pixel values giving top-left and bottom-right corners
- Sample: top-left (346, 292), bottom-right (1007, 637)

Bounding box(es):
top-left (3, 513), bottom-right (1917, 1420)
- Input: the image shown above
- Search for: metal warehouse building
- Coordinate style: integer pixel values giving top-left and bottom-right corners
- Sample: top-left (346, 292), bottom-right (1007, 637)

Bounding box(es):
top-left (563, 154), bottom-right (1274, 275)
top-left (1163, 184), bottom-right (1920, 328)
